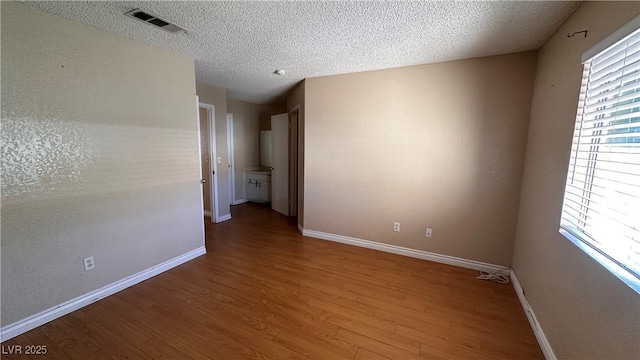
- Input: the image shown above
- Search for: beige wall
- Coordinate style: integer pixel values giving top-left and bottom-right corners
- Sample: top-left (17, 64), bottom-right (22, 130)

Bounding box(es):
top-left (196, 82), bottom-right (230, 218)
top-left (512, 2), bottom-right (640, 359)
top-left (1, 2), bottom-right (203, 326)
top-left (287, 81), bottom-right (306, 228)
top-left (304, 53), bottom-right (537, 266)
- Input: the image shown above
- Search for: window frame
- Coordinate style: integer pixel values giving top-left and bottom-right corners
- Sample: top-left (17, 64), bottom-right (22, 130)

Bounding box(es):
top-left (559, 16), bottom-right (640, 293)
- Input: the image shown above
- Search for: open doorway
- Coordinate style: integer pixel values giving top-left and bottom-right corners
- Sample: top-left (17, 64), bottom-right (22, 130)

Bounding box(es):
top-left (227, 113), bottom-right (236, 206)
top-left (271, 113), bottom-right (289, 216)
top-left (198, 103), bottom-right (219, 223)
top-left (289, 107), bottom-right (300, 220)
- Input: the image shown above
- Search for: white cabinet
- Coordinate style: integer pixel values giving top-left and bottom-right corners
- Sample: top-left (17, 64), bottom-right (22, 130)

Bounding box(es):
top-left (246, 170), bottom-right (271, 203)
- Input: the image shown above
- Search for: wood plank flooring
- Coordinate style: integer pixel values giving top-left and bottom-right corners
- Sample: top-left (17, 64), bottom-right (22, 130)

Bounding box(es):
top-left (2, 203), bottom-right (543, 359)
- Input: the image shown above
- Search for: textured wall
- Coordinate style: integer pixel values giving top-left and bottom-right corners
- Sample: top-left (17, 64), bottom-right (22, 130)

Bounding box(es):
top-left (287, 82), bottom-right (306, 228)
top-left (1, 2), bottom-right (203, 326)
top-left (512, 2), bottom-right (640, 358)
top-left (196, 82), bottom-right (230, 218)
top-left (304, 53), bottom-right (536, 266)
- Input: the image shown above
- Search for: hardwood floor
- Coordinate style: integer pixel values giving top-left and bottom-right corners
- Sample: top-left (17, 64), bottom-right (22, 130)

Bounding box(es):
top-left (2, 203), bottom-right (543, 359)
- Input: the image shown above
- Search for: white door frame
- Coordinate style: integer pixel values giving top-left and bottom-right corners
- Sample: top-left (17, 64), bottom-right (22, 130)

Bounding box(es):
top-left (227, 113), bottom-right (236, 205)
top-left (196, 96), bottom-right (206, 242)
top-left (199, 102), bottom-right (219, 223)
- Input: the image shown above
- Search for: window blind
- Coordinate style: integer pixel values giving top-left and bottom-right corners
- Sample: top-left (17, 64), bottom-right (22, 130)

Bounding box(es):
top-left (561, 28), bottom-right (640, 280)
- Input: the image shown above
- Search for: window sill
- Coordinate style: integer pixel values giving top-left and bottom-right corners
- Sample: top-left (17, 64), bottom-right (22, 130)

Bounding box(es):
top-left (559, 228), bottom-right (640, 293)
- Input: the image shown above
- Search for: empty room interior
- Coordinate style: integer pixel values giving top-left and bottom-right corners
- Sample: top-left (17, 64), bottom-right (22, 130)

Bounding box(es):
top-left (1, 1), bottom-right (639, 359)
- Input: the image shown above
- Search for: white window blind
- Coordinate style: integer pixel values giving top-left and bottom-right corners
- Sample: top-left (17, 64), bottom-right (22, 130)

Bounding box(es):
top-left (561, 27), bottom-right (640, 282)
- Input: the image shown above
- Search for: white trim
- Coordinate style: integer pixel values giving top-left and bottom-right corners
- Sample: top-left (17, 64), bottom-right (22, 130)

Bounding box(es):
top-left (203, 210), bottom-right (212, 217)
top-left (581, 15), bottom-right (640, 63)
top-left (510, 270), bottom-right (556, 360)
top-left (0, 246), bottom-right (206, 342)
top-left (302, 229), bottom-right (509, 274)
top-left (216, 213), bottom-right (232, 223)
top-left (298, 223), bottom-right (303, 234)
top-left (233, 199), bottom-right (248, 205)
top-left (199, 102), bottom-right (218, 224)
top-left (227, 113), bottom-right (236, 206)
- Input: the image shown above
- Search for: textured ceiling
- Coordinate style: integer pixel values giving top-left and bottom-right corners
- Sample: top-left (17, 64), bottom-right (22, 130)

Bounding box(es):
top-left (23, 1), bottom-right (580, 104)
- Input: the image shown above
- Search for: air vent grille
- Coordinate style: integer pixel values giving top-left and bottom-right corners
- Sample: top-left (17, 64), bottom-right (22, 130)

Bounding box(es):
top-left (124, 9), bottom-right (187, 33)
top-left (132, 11), bottom-right (153, 21)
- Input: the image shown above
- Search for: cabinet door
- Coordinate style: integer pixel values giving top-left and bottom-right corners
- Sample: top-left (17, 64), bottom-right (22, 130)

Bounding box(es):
top-left (246, 179), bottom-right (259, 201)
top-left (259, 181), bottom-right (272, 203)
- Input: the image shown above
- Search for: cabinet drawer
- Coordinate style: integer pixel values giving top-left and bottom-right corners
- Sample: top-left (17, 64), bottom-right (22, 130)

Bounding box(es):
top-left (246, 173), bottom-right (271, 182)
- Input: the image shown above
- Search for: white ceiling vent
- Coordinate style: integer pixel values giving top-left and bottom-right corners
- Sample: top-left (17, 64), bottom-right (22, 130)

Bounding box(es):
top-left (124, 9), bottom-right (187, 33)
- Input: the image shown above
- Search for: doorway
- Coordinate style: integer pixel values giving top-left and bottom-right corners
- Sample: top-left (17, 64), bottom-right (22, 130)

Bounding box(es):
top-left (271, 108), bottom-right (301, 225)
top-left (227, 113), bottom-right (236, 205)
top-left (289, 108), bottom-right (299, 219)
top-left (198, 103), bottom-right (218, 223)
top-left (271, 113), bottom-right (289, 216)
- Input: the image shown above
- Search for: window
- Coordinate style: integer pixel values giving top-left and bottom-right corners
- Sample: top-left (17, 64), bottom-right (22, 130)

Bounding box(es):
top-left (560, 24), bottom-right (640, 291)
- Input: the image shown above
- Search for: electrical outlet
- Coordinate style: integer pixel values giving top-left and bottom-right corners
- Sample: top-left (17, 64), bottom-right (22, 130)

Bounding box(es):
top-left (83, 256), bottom-right (95, 271)
top-left (393, 222), bottom-right (400, 232)
top-left (425, 228), bottom-right (433, 238)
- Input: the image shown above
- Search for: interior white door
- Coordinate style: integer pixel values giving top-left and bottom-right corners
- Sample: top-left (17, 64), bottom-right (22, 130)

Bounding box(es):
top-left (271, 113), bottom-right (289, 216)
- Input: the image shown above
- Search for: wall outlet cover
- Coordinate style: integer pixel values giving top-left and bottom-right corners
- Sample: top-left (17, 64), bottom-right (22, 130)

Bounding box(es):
top-left (83, 257), bottom-right (95, 271)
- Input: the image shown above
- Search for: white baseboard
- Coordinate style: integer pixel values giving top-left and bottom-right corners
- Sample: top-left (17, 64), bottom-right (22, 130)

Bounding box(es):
top-left (216, 213), bottom-right (232, 223)
top-left (510, 270), bottom-right (556, 360)
top-left (0, 246), bottom-right (206, 342)
top-left (233, 199), bottom-right (248, 205)
top-left (302, 229), bottom-right (509, 274)
top-left (204, 210), bottom-right (212, 217)
top-left (298, 223), bottom-right (303, 234)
